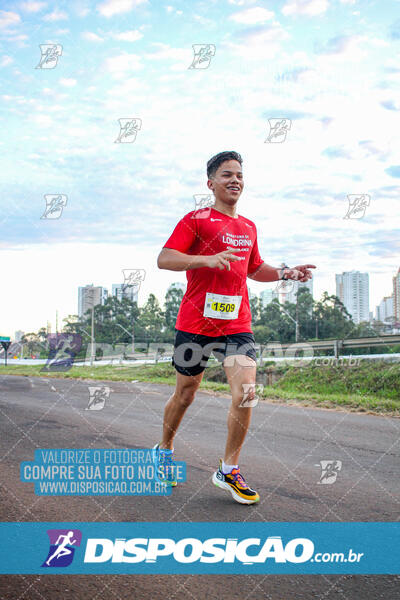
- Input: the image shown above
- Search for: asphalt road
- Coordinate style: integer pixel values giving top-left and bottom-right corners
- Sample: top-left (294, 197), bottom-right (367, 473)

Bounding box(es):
top-left (0, 374), bottom-right (399, 599)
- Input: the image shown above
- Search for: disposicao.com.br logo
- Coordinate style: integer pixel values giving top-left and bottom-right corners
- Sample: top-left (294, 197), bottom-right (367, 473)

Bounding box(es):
top-left (83, 536), bottom-right (363, 565)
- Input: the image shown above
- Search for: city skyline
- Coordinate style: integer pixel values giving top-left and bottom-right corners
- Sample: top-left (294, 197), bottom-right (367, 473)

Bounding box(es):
top-left (10, 266), bottom-right (400, 340)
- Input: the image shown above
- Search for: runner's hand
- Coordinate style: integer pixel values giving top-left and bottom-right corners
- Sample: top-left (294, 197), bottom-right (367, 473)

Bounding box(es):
top-left (206, 248), bottom-right (242, 271)
top-left (286, 264), bottom-right (316, 282)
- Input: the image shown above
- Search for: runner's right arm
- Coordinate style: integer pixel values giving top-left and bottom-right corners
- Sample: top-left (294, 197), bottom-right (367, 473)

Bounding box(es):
top-left (157, 247), bottom-right (242, 271)
top-left (158, 212), bottom-right (242, 271)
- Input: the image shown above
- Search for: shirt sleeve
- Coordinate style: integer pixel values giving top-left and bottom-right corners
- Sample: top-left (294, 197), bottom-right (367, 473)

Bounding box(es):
top-left (248, 228), bottom-right (264, 274)
top-left (163, 212), bottom-right (197, 253)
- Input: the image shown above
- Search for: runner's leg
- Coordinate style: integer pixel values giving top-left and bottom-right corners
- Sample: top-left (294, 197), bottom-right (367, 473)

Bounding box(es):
top-left (160, 370), bottom-right (204, 450)
top-left (222, 355), bottom-right (256, 465)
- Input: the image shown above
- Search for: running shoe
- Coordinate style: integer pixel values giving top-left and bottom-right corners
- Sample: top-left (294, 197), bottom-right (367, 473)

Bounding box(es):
top-left (152, 443), bottom-right (177, 487)
top-left (212, 459), bottom-right (259, 504)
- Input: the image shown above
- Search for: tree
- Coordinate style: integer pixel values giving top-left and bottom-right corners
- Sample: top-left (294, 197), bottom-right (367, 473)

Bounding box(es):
top-left (138, 294), bottom-right (165, 342)
top-left (249, 294), bottom-right (261, 323)
top-left (62, 314), bottom-right (83, 335)
top-left (257, 299), bottom-right (294, 342)
top-left (165, 287), bottom-right (184, 331)
top-left (20, 332), bottom-right (42, 356)
top-left (296, 288), bottom-right (315, 340)
top-left (62, 296), bottom-right (140, 351)
top-left (91, 296), bottom-right (140, 345)
top-left (312, 293), bottom-right (353, 339)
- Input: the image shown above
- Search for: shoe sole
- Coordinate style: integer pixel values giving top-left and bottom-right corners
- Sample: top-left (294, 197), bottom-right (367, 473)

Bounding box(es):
top-left (152, 444), bottom-right (177, 487)
top-left (212, 472), bottom-right (259, 505)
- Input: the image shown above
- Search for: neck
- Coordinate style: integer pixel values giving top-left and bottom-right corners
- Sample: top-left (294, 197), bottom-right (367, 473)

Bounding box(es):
top-left (213, 200), bottom-right (237, 218)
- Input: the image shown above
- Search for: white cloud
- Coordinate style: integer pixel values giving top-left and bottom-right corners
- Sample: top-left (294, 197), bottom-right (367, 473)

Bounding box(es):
top-left (82, 29), bottom-right (143, 42)
top-left (282, 0), bottom-right (329, 17)
top-left (32, 113), bottom-right (53, 125)
top-left (6, 33), bottom-right (28, 43)
top-left (228, 0), bottom-right (257, 4)
top-left (112, 29), bottom-right (143, 42)
top-left (0, 55), bottom-right (13, 67)
top-left (43, 9), bottom-right (68, 21)
top-left (315, 34), bottom-right (369, 62)
top-left (105, 76), bottom-right (147, 106)
top-left (82, 31), bottom-right (104, 42)
top-left (73, 3), bottom-right (90, 17)
top-left (340, 0), bottom-right (356, 4)
top-left (165, 5), bottom-right (182, 15)
top-left (368, 37), bottom-right (390, 48)
top-left (145, 42), bottom-right (188, 61)
top-left (229, 7), bottom-right (274, 24)
top-left (192, 14), bottom-right (214, 27)
top-left (104, 53), bottom-right (143, 76)
top-left (97, 0), bottom-right (147, 18)
top-left (0, 10), bottom-right (21, 28)
top-left (19, 1), bottom-right (46, 12)
top-left (223, 22), bottom-right (290, 60)
top-left (59, 78), bottom-right (77, 87)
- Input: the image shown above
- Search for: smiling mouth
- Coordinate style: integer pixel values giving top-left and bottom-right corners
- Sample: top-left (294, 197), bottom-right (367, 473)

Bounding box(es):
top-left (227, 187), bottom-right (240, 192)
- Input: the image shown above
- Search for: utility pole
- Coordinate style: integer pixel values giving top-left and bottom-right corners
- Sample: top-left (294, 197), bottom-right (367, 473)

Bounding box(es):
top-left (116, 324), bottom-right (134, 356)
top-left (90, 304), bottom-right (94, 366)
top-left (122, 284), bottom-right (135, 355)
top-left (85, 286), bottom-right (95, 367)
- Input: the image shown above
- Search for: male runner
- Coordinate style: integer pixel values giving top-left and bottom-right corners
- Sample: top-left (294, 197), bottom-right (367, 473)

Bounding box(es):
top-left (153, 150), bottom-right (315, 504)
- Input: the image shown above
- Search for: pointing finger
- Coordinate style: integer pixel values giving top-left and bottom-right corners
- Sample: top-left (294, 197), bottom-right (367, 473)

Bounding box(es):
top-left (220, 258), bottom-right (230, 270)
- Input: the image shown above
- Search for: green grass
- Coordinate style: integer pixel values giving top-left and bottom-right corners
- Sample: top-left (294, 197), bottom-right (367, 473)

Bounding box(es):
top-left (1, 360), bottom-right (399, 415)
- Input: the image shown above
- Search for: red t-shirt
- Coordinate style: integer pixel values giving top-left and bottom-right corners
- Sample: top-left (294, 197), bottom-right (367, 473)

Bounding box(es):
top-left (163, 207), bottom-right (264, 336)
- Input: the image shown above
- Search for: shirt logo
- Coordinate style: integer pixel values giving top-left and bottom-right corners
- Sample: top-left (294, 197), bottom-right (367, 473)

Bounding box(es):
top-left (210, 218), bottom-right (222, 222)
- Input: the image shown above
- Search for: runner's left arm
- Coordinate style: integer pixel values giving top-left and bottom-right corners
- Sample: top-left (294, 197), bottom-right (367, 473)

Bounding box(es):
top-left (248, 263), bottom-right (316, 282)
top-left (247, 263), bottom-right (281, 282)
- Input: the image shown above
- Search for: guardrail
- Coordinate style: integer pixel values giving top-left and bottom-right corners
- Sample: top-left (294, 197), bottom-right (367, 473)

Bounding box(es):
top-left (274, 335), bottom-right (400, 358)
top-left (2, 335), bottom-right (400, 363)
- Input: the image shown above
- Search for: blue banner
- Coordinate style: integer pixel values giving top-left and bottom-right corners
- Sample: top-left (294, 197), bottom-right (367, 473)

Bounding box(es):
top-left (0, 522), bottom-right (398, 574)
top-left (20, 449), bottom-right (186, 496)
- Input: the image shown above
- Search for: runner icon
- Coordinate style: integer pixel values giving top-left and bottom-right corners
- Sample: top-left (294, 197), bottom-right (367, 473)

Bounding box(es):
top-left (45, 531), bottom-right (77, 566)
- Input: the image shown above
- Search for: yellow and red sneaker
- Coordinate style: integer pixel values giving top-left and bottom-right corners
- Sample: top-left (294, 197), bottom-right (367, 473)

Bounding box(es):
top-left (212, 459), bottom-right (260, 505)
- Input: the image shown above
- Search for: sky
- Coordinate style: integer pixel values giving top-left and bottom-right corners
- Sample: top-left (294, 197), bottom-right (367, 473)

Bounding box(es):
top-left (0, 0), bottom-right (400, 337)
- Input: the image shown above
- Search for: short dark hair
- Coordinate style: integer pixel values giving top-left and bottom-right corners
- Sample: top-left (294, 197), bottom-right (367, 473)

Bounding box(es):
top-left (207, 151), bottom-right (242, 179)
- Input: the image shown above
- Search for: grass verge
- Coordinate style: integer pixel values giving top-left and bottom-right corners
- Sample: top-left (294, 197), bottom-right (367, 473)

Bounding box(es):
top-left (1, 360), bottom-right (399, 415)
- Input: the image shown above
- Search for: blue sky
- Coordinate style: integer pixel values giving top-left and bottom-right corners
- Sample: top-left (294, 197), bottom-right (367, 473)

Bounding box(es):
top-left (0, 0), bottom-right (400, 336)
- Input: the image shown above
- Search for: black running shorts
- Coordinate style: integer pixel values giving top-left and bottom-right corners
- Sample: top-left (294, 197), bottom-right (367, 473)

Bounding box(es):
top-left (171, 329), bottom-right (257, 377)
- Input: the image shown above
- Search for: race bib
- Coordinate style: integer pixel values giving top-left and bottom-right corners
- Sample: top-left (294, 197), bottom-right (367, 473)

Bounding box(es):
top-left (203, 292), bottom-right (242, 320)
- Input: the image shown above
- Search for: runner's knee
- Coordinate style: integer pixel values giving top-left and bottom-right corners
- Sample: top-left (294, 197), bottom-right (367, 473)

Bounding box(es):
top-left (175, 378), bottom-right (199, 408)
top-left (176, 388), bottom-right (196, 408)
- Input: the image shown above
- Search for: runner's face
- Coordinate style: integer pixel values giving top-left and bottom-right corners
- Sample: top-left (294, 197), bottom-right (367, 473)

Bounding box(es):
top-left (208, 160), bottom-right (243, 205)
